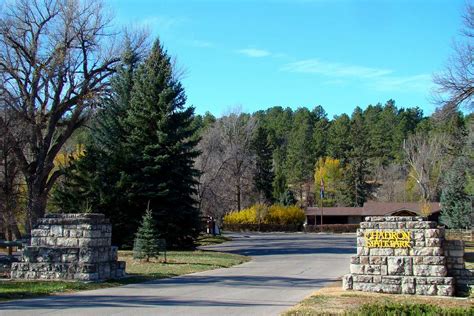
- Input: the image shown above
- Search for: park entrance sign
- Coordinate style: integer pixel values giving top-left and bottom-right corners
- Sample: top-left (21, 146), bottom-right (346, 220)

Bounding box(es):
top-left (343, 216), bottom-right (454, 296)
top-left (364, 230), bottom-right (411, 248)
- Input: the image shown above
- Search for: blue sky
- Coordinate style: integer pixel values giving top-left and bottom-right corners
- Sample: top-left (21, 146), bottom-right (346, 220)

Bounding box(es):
top-left (108, 0), bottom-right (466, 118)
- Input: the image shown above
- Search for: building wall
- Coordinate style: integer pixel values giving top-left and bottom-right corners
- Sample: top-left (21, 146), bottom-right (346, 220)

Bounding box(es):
top-left (348, 216), bottom-right (363, 224)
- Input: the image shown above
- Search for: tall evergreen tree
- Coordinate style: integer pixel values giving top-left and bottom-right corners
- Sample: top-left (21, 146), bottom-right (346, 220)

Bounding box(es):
top-left (52, 42), bottom-right (141, 246)
top-left (342, 107), bottom-right (371, 206)
top-left (440, 157), bottom-right (472, 229)
top-left (327, 114), bottom-right (351, 163)
top-left (285, 108), bottom-right (315, 200)
top-left (272, 158), bottom-right (288, 202)
top-left (312, 105), bottom-right (329, 159)
top-left (252, 126), bottom-right (274, 203)
top-left (125, 39), bottom-right (201, 248)
top-left (54, 39), bottom-right (201, 248)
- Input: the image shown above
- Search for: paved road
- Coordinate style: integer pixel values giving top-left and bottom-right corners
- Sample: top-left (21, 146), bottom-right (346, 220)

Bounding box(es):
top-left (0, 233), bottom-right (355, 316)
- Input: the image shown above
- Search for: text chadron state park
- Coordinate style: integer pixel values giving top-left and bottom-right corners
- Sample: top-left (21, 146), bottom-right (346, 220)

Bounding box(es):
top-left (364, 231), bottom-right (411, 248)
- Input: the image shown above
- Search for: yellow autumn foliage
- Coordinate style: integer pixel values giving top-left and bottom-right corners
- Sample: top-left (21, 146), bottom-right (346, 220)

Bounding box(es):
top-left (223, 204), bottom-right (305, 226)
top-left (53, 144), bottom-right (85, 169)
top-left (314, 157), bottom-right (344, 206)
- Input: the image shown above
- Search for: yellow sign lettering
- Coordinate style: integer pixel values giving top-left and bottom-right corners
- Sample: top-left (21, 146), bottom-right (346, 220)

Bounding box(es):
top-left (364, 230), bottom-right (411, 249)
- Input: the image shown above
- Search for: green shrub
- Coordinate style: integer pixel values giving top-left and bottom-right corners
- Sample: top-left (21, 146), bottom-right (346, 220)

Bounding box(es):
top-left (352, 303), bottom-right (473, 316)
top-left (222, 223), bottom-right (302, 232)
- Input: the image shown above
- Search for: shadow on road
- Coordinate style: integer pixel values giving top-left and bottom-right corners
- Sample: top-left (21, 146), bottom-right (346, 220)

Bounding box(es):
top-left (0, 276), bottom-right (336, 310)
top-left (204, 233), bottom-right (357, 257)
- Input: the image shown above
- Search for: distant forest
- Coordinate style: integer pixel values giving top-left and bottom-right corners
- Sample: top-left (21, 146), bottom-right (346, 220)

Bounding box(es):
top-left (190, 102), bottom-right (472, 220)
top-left (54, 100), bottom-right (473, 222)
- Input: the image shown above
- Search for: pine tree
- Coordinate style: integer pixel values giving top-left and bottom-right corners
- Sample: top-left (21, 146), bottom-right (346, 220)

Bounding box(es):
top-left (312, 105), bottom-right (329, 159)
top-left (279, 189), bottom-right (297, 206)
top-left (252, 126), bottom-right (274, 203)
top-left (285, 108), bottom-right (315, 200)
top-left (440, 157), bottom-right (472, 229)
top-left (342, 107), bottom-right (371, 206)
top-left (272, 163), bottom-right (287, 202)
top-left (327, 114), bottom-right (351, 163)
top-left (52, 42), bottom-right (141, 247)
top-left (125, 39), bottom-right (201, 248)
top-left (133, 205), bottom-right (160, 262)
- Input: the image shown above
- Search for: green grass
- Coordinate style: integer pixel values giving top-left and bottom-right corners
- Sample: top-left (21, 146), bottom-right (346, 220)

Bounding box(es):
top-left (0, 249), bottom-right (248, 302)
top-left (195, 234), bottom-right (232, 246)
top-left (352, 302), bottom-right (472, 316)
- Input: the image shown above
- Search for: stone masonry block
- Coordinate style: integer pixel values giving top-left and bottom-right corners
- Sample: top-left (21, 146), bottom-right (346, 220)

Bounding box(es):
top-left (353, 275), bottom-right (373, 283)
top-left (409, 247), bottom-right (443, 256)
top-left (426, 238), bottom-right (442, 247)
top-left (377, 222), bottom-right (398, 229)
top-left (379, 284), bottom-right (401, 294)
top-left (50, 225), bottom-right (63, 237)
top-left (422, 256), bottom-right (445, 265)
top-left (414, 265), bottom-right (447, 277)
top-left (357, 247), bottom-right (369, 256)
top-left (342, 274), bottom-right (353, 290)
top-left (365, 265), bottom-right (381, 275)
top-left (350, 264), bottom-right (365, 274)
top-left (369, 256), bottom-right (386, 265)
top-left (425, 229), bottom-right (441, 238)
top-left (397, 222), bottom-right (407, 229)
top-left (414, 230), bottom-right (425, 240)
top-left (387, 257), bottom-right (412, 276)
top-left (437, 285), bottom-right (454, 296)
top-left (415, 241), bottom-right (425, 247)
top-left (353, 282), bottom-right (382, 293)
top-left (416, 284), bottom-right (437, 296)
top-left (402, 277), bottom-right (415, 294)
top-left (425, 277), bottom-right (454, 285)
top-left (394, 249), bottom-right (409, 256)
top-left (351, 256), bottom-right (360, 264)
top-left (382, 276), bottom-right (402, 285)
top-left (370, 248), bottom-right (394, 256)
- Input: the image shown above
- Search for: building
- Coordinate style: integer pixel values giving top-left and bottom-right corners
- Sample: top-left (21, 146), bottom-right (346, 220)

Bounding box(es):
top-left (305, 201), bottom-right (441, 225)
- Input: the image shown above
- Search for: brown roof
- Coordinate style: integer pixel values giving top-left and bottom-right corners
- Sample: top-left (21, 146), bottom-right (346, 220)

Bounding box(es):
top-left (306, 201), bottom-right (441, 217)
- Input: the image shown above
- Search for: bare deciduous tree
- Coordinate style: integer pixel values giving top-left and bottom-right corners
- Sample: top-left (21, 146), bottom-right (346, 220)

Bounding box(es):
top-left (0, 105), bottom-right (24, 245)
top-left (195, 113), bottom-right (257, 221)
top-left (0, 0), bottom-right (129, 230)
top-left (433, 3), bottom-right (474, 112)
top-left (373, 164), bottom-right (410, 202)
top-left (403, 133), bottom-right (447, 202)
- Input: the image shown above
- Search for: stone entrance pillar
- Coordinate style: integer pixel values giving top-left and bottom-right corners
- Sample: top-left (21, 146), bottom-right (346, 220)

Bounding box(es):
top-left (343, 216), bottom-right (454, 296)
top-left (11, 214), bottom-right (126, 281)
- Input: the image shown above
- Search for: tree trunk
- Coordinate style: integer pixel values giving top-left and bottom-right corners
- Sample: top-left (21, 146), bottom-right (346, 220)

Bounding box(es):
top-left (237, 182), bottom-right (241, 211)
top-left (26, 180), bottom-right (48, 233)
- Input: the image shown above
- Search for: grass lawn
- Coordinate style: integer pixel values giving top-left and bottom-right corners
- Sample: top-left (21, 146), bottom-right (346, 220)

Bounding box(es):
top-left (195, 234), bottom-right (231, 246)
top-left (0, 249), bottom-right (248, 302)
top-left (283, 282), bottom-right (473, 316)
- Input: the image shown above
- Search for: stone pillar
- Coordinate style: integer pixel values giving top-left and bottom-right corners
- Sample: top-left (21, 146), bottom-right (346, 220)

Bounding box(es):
top-left (343, 216), bottom-right (454, 296)
top-left (444, 240), bottom-right (474, 295)
top-left (11, 214), bottom-right (126, 281)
